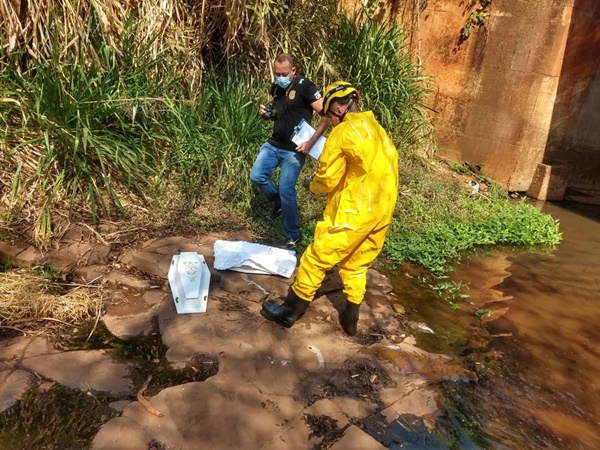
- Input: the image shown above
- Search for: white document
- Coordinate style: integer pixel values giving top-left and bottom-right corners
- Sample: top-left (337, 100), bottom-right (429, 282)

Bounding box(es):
top-left (291, 119), bottom-right (326, 160)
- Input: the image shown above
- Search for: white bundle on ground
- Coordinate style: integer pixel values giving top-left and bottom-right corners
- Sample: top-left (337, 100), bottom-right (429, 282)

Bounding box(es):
top-left (213, 240), bottom-right (297, 278)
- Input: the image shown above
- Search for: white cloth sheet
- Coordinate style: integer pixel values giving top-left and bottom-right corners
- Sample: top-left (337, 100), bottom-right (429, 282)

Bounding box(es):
top-left (213, 240), bottom-right (297, 278)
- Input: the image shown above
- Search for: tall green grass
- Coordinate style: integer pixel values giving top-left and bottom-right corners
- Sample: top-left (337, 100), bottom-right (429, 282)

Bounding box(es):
top-left (162, 66), bottom-right (272, 207)
top-left (1, 18), bottom-right (181, 242)
top-left (326, 12), bottom-right (433, 152)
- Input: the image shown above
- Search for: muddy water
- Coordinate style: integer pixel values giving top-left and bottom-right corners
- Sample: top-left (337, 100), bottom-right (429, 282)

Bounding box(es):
top-left (392, 202), bottom-right (600, 448)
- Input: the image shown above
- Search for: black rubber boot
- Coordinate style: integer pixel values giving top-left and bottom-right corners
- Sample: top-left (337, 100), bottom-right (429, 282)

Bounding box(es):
top-left (340, 301), bottom-right (360, 336)
top-left (261, 289), bottom-right (310, 328)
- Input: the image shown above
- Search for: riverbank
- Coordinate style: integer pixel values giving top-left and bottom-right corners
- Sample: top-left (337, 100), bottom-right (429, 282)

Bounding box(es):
top-left (393, 201), bottom-right (600, 448)
top-left (0, 227), bottom-right (478, 449)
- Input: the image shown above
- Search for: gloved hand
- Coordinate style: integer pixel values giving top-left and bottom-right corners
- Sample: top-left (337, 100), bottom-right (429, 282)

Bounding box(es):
top-left (303, 172), bottom-right (315, 190)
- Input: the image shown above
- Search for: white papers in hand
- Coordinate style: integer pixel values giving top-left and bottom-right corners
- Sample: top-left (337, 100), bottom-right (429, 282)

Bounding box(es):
top-left (291, 119), bottom-right (326, 160)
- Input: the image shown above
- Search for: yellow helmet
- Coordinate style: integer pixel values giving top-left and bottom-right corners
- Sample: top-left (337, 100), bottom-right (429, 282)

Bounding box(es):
top-left (322, 81), bottom-right (359, 114)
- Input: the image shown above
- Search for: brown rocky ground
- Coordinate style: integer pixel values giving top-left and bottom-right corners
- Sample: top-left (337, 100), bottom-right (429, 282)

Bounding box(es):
top-left (0, 226), bottom-right (477, 449)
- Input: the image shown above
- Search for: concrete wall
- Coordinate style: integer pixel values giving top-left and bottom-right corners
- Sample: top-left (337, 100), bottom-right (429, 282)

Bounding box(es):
top-left (543, 0), bottom-right (600, 191)
top-left (338, 0), bottom-right (600, 193)
top-left (418, 0), bottom-right (600, 192)
top-left (420, 0), bottom-right (566, 191)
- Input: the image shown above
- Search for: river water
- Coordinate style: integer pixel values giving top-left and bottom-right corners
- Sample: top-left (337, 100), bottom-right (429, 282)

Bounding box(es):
top-left (391, 201), bottom-right (600, 449)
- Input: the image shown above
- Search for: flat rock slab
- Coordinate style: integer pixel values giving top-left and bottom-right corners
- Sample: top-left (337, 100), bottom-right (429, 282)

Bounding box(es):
top-left (218, 271), bottom-right (293, 302)
top-left (108, 400), bottom-right (131, 412)
top-left (306, 397), bottom-right (379, 428)
top-left (0, 335), bottom-right (59, 364)
top-left (102, 311), bottom-right (156, 339)
top-left (366, 269), bottom-right (394, 294)
top-left (93, 378), bottom-right (308, 450)
top-left (143, 290), bottom-right (168, 307)
top-left (102, 287), bottom-right (160, 338)
top-left (10, 245), bottom-right (43, 267)
top-left (0, 241), bottom-right (29, 265)
top-left (369, 339), bottom-right (453, 375)
top-left (104, 288), bottom-right (162, 316)
top-left (85, 245), bottom-right (112, 265)
top-left (2, 225), bottom-right (110, 273)
top-left (130, 250), bottom-right (172, 279)
top-left (47, 242), bottom-right (93, 264)
top-left (60, 225), bottom-right (95, 243)
top-left (127, 231), bottom-right (252, 278)
top-left (157, 290), bottom-right (362, 371)
top-left (330, 425), bottom-right (387, 450)
top-left (73, 265), bottom-right (108, 284)
top-left (105, 272), bottom-right (154, 290)
top-left (22, 350), bottom-right (134, 396)
top-left (92, 416), bottom-right (153, 450)
top-left (0, 369), bottom-right (35, 413)
top-left (381, 387), bottom-right (442, 424)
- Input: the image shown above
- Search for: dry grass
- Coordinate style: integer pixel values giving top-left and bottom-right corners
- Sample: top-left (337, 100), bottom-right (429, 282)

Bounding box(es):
top-left (0, 269), bottom-right (102, 332)
top-left (0, 0), bottom-right (282, 81)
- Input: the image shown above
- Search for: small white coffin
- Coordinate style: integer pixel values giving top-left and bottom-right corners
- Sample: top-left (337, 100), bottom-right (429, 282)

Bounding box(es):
top-left (168, 252), bottom-right (211, 314)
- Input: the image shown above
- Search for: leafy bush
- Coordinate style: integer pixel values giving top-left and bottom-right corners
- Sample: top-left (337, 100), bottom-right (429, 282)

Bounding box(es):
top-left (1, 18), bottom-right (180, 242)
top-left (385, 191), bottom-right (562, 275)
top-left (201, 67), bottom-right (273, 205)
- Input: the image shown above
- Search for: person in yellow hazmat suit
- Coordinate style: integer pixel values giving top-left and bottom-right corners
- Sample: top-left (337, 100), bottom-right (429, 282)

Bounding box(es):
top-left (261, 81), bottom-right (399, 335)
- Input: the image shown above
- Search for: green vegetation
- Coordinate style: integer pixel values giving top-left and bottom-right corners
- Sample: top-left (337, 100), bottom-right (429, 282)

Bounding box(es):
top-left (0, 384), bottom-right (117, 449)
top-left (461, 0), bottom-right (493, 40)
top-left (0, 1), bottom-right (561, 282)
top-left (326, 12), bottom-right (433, 151)
top-left (385, 161), bottom-right (562, 276)
top-left (404, 271), bottom-right (472, 309)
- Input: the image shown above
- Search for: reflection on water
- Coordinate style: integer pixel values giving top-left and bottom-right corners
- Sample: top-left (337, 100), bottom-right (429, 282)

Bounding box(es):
top-left (393, 202), bottom-right (600, 448)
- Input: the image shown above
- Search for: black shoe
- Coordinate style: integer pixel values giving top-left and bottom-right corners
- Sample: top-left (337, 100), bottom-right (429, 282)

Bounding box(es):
top-left (261, 289), bottom-right (310, 328)
top-left (340, 301), bottom-right (360, 336)
top-left (279, 235), bottom-right (301, 250)
top-left (270, 205), bottom-right (282, 219)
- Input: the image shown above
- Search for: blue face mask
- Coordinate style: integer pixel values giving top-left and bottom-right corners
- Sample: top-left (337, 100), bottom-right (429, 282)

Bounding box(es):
top-left (275, 76), bottom-right (291, 89)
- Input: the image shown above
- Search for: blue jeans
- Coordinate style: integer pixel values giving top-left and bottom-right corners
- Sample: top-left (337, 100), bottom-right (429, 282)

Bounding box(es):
top-left (250, 142), bottom-right (306, 239)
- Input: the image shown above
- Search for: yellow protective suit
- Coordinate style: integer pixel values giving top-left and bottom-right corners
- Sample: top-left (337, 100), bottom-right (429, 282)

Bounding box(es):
top-left (292, 110), bottom-right (399, 304)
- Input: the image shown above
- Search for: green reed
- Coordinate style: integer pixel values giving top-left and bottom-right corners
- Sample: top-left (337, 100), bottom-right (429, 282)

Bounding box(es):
top-left (326, 12), bottom-right (433, 152)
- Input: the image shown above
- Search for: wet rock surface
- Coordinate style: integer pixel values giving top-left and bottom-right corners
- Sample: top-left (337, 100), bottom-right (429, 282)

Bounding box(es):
top-left (0, 231), bottom-right (474, 448)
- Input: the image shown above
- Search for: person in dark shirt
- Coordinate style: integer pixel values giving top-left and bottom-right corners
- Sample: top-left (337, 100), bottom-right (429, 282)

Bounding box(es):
top-left (250, 53), bottom-right (328, 250)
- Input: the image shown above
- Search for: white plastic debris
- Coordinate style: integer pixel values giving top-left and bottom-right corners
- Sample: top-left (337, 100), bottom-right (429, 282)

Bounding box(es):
top-left (412, 322), bottom-right (435, 334)
top-left (168, 252), bottom-right (211, 314)
top-left (213, 240), bottom-right (297, 278)
top-left (307, 345), bottom-right (325, 367)
top-left (468, 180), bottom-right (480, 195)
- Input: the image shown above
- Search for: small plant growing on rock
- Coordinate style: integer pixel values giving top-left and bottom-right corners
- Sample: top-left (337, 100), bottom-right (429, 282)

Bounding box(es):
top-left (461, 0), bottom-right (493, 40)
